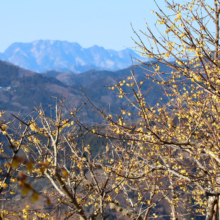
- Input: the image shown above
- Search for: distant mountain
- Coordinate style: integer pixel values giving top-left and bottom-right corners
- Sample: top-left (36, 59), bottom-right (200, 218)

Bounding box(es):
top-left (0, 59), bottom-right (169, 123)
top-left (42, 62), bottom-right (172, 109)
top-left (0, 60), bottom-right (79, 115)
top-left (0, 40), bottom-right (144, 73)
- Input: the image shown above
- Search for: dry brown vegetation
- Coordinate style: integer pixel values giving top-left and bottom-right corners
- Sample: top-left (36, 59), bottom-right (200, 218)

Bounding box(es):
top-left (1, 0), bottom-right (220, 219)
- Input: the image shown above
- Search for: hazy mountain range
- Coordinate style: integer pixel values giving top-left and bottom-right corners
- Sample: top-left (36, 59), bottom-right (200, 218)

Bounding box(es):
top-left (0, 40), bottom-right (144, 73)
top-left (0, 59), bottom-right (168, 122)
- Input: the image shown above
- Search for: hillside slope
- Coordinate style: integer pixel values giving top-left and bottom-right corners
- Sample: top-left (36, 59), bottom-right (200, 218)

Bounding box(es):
top-left (0, 60), bottom-right (168, 122)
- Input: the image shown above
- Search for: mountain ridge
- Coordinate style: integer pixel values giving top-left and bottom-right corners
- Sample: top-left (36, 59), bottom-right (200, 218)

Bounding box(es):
top-left (0, 40), bottom-right (144, 73)
top-left (0, 58), bottom-right (168, 123)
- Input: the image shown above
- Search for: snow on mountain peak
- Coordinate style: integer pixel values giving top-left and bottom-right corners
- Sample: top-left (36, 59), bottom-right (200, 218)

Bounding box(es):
top-left (0, 40), bottom-right (144, 73)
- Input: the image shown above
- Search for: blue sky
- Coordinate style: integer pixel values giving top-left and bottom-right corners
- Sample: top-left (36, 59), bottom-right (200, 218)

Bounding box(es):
top-left (0, 0), bottom-right (169, 52)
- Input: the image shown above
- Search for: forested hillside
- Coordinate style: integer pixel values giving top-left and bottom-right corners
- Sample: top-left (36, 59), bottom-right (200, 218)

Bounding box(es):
top-left (0, 60), bottom-right (167, 121)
